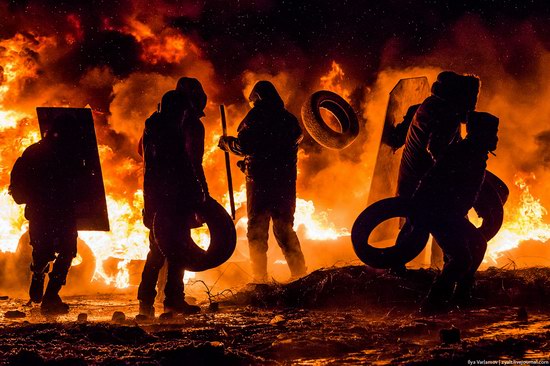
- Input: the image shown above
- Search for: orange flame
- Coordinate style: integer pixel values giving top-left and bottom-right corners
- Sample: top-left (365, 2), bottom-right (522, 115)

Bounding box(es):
top-left (320, 61), bottom-right (352, 102)
top-left (2, 29), bottom-right (548, 294)
top-left (486, 174), bottom-right (550, 263)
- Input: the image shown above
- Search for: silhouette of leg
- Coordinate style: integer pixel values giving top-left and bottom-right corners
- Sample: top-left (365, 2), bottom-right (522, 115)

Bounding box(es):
top-left (247, 211), bottom-right (270, 282)
top-left (454, 221), bottom-right (487, 304)
top-left (423, 217), bottom-right (472, 312)
top-left (153, 212), bottom-right (200, 314)
top-left (28, 221), bottom-right (55, 303)
top-left (272, 200), bottom-right (306, 279)
top-left (246, 181), bottom-right (271, 282)
top-left (42, 226), bottom-right (77, 315)
top-left (138, 231), bottom-right (165, 314)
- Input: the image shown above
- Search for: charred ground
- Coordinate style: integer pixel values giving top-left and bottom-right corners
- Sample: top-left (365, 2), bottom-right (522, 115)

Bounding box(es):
top-left (1, 266), bottom-right (550, 365)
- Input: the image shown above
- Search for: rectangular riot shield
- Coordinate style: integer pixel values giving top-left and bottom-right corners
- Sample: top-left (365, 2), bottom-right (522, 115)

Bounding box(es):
top-left (36, 107), bottom-right (110, 231)
top-left (367, 77), bottom-right (430, 242)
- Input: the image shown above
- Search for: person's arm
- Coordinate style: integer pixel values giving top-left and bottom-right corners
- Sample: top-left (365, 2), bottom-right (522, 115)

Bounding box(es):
top-left (218, 110), bottom-right (256, 156)
top-left (387, 104), bottom-right (420, 150)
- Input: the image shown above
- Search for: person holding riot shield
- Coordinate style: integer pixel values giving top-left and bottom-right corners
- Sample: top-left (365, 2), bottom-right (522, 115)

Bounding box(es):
top-left (9, 115), bottom-right (82, 315)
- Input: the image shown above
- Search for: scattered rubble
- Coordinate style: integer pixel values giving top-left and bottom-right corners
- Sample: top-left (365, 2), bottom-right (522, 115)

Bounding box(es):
top-left (4, 310), bottom-right (25, 319)
top-left (111, 311), bottom-right (125, 323)
top-left (0, 267), bottom-right (549, 364)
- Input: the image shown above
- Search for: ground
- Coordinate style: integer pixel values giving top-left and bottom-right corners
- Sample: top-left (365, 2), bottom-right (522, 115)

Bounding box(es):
top-left (1, 267), bottom-right (550, 365)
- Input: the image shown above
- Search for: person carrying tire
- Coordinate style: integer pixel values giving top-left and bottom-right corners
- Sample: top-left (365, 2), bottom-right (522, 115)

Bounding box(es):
top-left (9, 114), bottom-right (82, 315)
top-left (138, 78), bottom-right (208, 316)
top-left (218, 81), bottom-right (306, 283)
top-left (411, 112), bottom-right (499, 314)
top-left (391, 72), bottom-right (481, 273)
top-left (397, 71), bottom-right (481, 198)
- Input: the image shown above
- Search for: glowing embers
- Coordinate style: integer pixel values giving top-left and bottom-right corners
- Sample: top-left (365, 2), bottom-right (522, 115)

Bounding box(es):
top-left (487, 174), bottom-right (550, 262)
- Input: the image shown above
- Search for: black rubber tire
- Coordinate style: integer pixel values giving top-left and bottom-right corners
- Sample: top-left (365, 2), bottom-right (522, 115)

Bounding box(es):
top-left (352, 172), bottom-right (508, 268)
top-left (183, 197), bottom-right (237, 272)
top-left (474, 171), bottom-right (509, 241)
top-left (351, 197), bottom-right (429, 269)
top-left (301, 90), bottom-right (360, 150)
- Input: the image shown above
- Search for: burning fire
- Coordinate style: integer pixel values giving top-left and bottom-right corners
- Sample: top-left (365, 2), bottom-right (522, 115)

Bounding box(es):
top-left (486, 174), bottom-right (550, 263)
top-left (223, 185), bottom-right (350, 241)
top-left (1, 25), bottom-right (549, 293)
top-left (320, 61), bottom-right (352, 102)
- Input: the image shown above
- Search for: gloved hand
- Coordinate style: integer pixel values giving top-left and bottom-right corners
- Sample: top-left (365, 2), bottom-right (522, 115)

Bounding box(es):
top-left (236, 160), bottom-right (246, 173)
top-left (218, 136), bottom-right (236, 152)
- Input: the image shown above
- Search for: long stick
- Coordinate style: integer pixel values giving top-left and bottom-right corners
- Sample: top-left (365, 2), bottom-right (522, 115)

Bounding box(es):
top-left (220, 105), bottom-right (236, 220)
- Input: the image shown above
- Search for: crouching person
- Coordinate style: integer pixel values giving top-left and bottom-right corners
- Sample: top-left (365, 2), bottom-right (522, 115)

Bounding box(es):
top-left (411, 112), bottom-right (499, 314)
top-left (9, 115), bottom-right (81, 315)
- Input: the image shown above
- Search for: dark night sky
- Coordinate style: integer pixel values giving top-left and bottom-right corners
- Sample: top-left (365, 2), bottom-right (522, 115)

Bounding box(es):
top-left (2, 0), bottom-right (549, 95)
top-left (1, 0), bottom-right (550, 213)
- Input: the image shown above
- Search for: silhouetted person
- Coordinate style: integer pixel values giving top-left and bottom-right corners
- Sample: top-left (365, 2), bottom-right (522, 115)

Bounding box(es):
top-left (138, 79), bottom-right (208, 316)
top-left (9, 114), bottom-right (82, 315)
top-left (392, 72), bottom-right (480, 273)
top-left (412, 112), bottom-right (499, 314)
top-left (218, 80), bottom-right (306, 282)
top-left (398, 71), bottom-right (480, 198)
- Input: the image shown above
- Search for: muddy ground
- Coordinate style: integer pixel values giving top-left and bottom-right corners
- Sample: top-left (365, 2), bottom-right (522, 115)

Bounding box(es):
top-left (1, 266), bottom-right (550, 365)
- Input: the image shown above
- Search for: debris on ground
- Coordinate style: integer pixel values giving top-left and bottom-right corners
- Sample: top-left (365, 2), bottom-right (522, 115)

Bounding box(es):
top-left (111, 311), bottom-right (125, 323)
top-left (4, 310), bottom-right (26, 319)
top-left (0, 267), bottom-right (549, 364)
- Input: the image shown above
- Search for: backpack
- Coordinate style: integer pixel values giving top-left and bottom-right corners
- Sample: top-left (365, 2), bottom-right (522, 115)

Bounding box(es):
top-left (9, 155), bottom-right (32, 205)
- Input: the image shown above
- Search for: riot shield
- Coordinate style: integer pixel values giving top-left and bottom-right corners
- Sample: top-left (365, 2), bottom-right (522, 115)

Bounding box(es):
top-left (36, 107), bottom-right (109, 231)
top-left (367, 77), bottom-right (430, 243)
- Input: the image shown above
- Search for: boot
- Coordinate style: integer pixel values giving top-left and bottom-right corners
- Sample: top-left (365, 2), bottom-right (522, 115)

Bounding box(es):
top-left (250, 255), bottom-right (268, 284)
top-left (29, 273), bottom-right (45, 303)
top-left (419, 279), bottom-right (454, 316)
top-left (452, 278), bottom-right (483, 309)
top-left (139, 301), bottom-right (155, 318)
top-left (164, 298), bottom-right (200, 315)
top-left (41, 278), bottom-right (69, 315)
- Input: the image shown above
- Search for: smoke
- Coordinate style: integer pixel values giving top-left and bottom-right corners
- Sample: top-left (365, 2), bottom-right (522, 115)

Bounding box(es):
top-left (110, 72), bottom-right (176, 144)
top-left (535, 130), bottom-right (550, 169)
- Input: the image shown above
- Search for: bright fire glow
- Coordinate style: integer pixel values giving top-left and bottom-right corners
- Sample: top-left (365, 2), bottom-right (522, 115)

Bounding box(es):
top-left (1, 30), bottom-right (549, 294)
top-left (486, 174), bottom-right (550, 262)
top-left (320, 61), bottom-right (352, 102)
top-left (223, 185), bottom-right (350, 240)
top-left (0, 189), bottom-right (28, 253)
